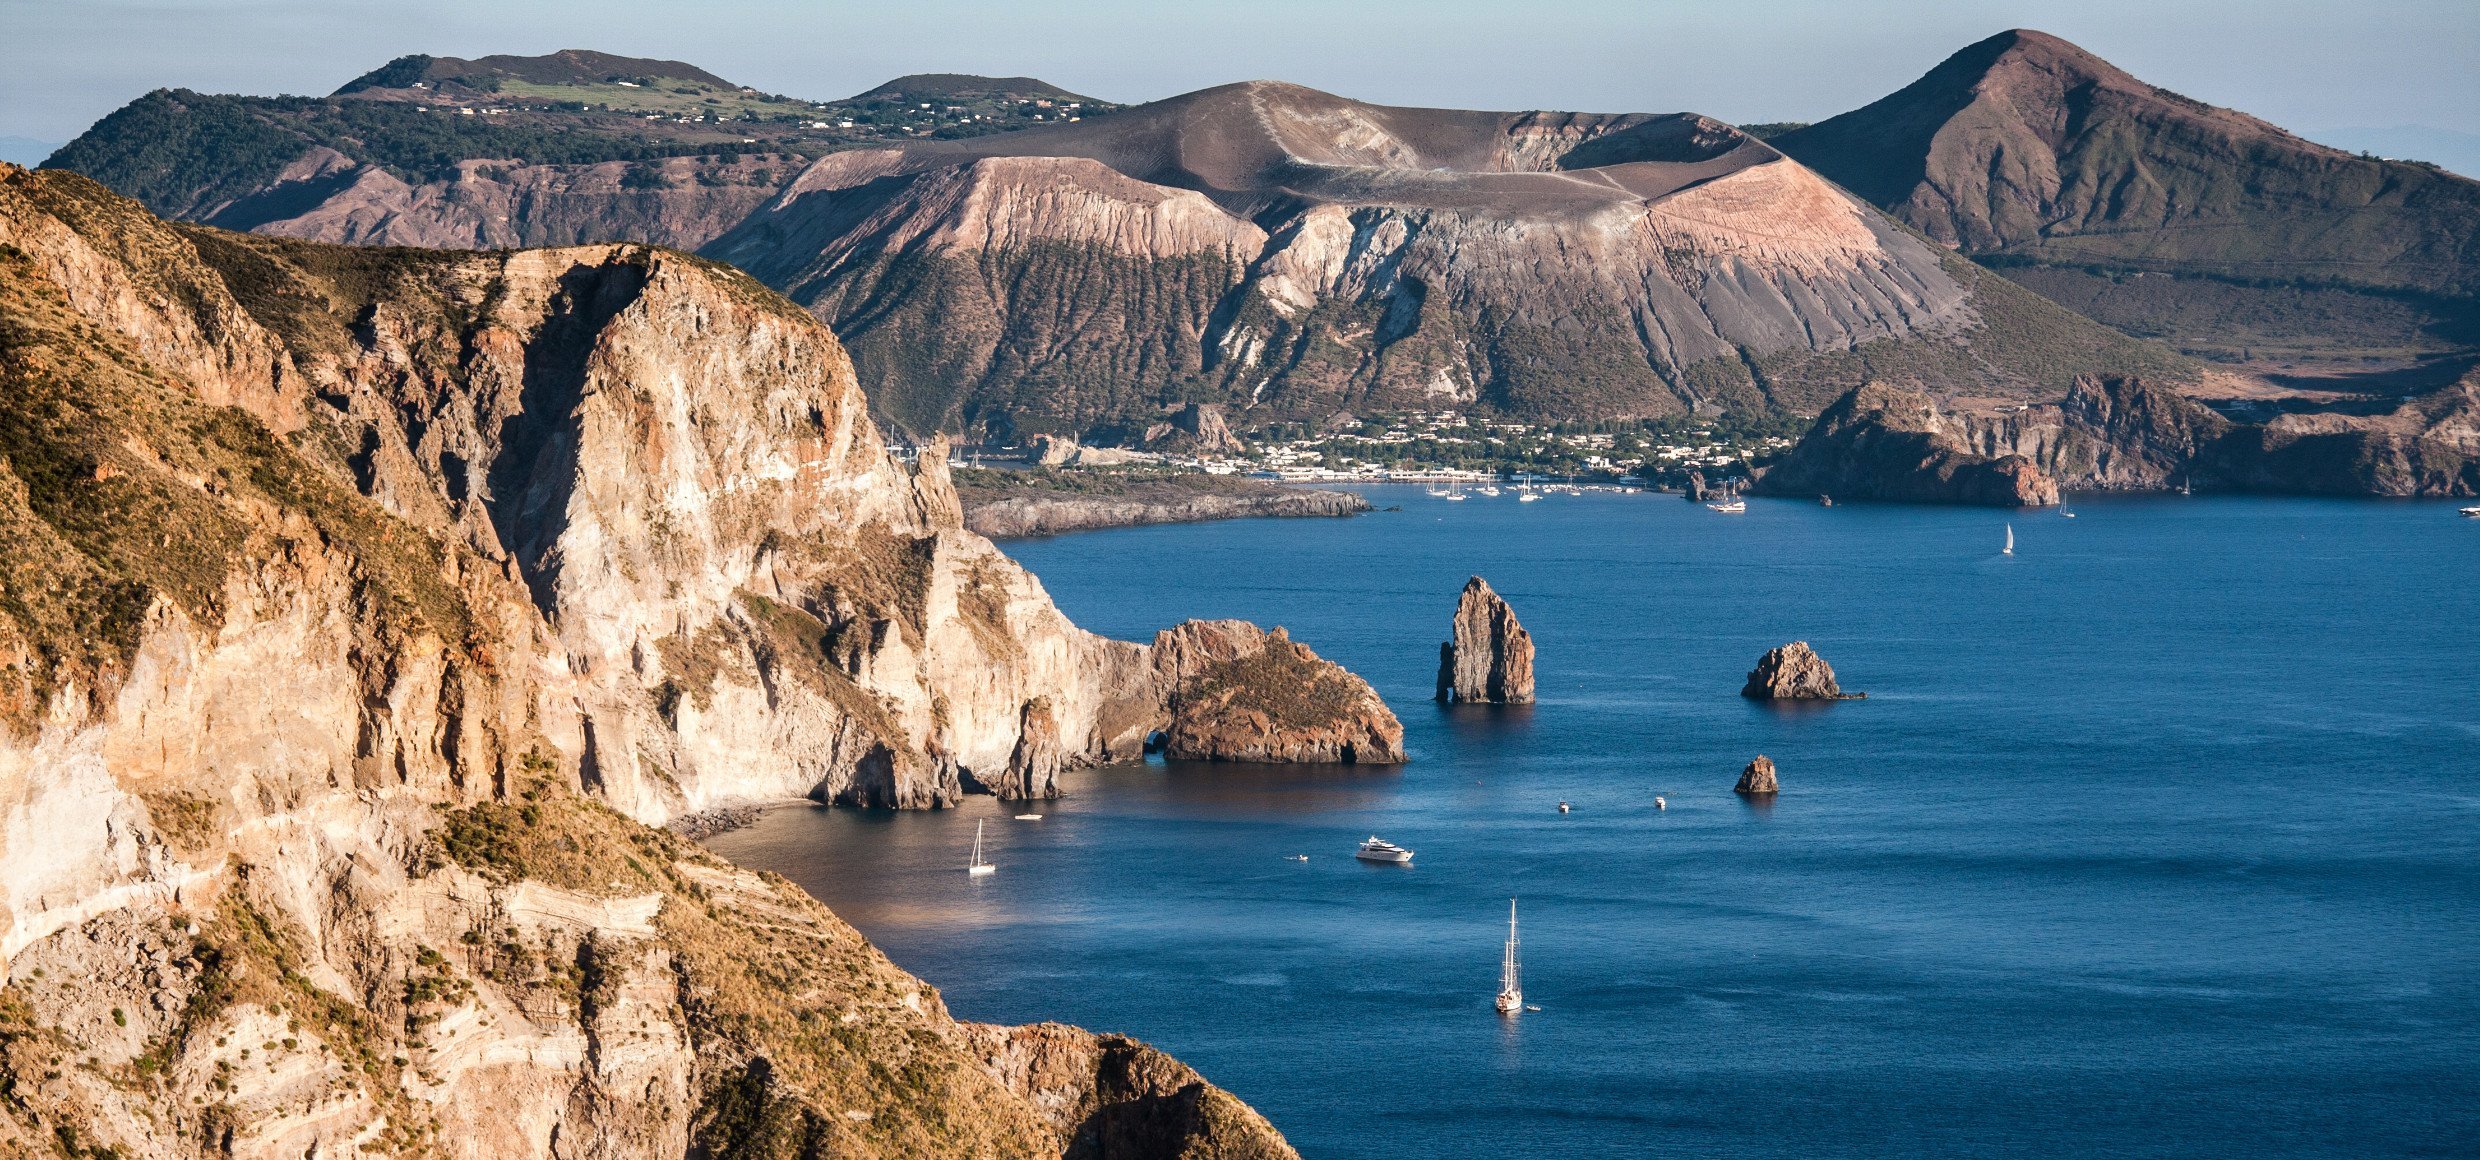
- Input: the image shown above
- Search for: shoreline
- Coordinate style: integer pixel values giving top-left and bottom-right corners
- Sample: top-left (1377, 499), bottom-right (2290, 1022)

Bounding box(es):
top-left (957, 469), bottom-right (1371, 538)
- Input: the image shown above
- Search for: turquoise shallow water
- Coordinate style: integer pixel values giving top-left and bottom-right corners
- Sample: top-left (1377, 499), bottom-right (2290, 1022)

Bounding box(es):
top-left (708, 489), bottom-right (2480, 1158)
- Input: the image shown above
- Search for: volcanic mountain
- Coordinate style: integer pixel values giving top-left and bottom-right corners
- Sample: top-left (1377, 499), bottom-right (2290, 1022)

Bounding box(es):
top-left (42, 51), bottom-right (1117, 252)
top-left (1773, 30), bottom-right (2480, 368)
top-left (704, 80), bottom-right (2186, 435)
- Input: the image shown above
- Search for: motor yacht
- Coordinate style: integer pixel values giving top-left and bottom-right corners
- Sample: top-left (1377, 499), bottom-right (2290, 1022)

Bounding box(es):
top-left (1354, 836), bottom-right (1414, 864)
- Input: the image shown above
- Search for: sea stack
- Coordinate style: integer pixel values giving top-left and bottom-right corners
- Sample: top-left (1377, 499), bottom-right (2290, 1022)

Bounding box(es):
top-left (1436, 576), bottom-right (1536, 704)
top-left (1736, 756), bottom-right (1780, 794)
top-left (1742, 642), bottom-right (1864, 701)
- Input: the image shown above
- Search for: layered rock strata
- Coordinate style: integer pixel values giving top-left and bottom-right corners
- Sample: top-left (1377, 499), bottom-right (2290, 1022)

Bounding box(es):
top-left (1768, 374), bottom-right (2480, 501)
top-left (702, 82), bottom-right (2186, 434)
top-left (1736, 756), bottom-right (1780, 794)
top-left (1435, 576), bottom-right (1536, 704)
top-left (1753, 383), bottom-right (2063, 506)
top-left (0, 164), bottom-right (1319, 1156)
top-left (1742, 642), bottom-right (1862, 701)
top-left (1959, 374), bottom-right (2480, 497)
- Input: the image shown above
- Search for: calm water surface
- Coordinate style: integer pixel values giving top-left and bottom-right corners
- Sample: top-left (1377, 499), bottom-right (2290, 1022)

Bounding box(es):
top-left (708, 489), bottom-right (2480, 1158)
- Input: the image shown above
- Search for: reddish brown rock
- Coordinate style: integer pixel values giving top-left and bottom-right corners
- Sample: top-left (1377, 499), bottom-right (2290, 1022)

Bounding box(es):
top-left (1436, 576), bottom-right (1535, 704)
top-left (1742, 641), bottom-right (1864, 701)
top-left (1754, 382), bottom-right (2062, 507)
top-left (1736, 755), bottom-right (1779, 794)
top-left (1152, 622), bottom-right (1405, 763)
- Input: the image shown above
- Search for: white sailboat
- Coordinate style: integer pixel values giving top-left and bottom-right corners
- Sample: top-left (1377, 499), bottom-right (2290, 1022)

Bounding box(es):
top-left (2003, 524), bottom-right (2015, 555)
top-left (1494, 899), bottom-right (1524, 1015)
top-left (1519, 479), bottom-right (1541, 502)
top-left (966, 820), bottom-right (995, 876)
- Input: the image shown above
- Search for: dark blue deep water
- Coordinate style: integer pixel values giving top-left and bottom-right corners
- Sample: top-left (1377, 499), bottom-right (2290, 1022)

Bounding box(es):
top-left (708, 489), bottom-right (2480, 1158)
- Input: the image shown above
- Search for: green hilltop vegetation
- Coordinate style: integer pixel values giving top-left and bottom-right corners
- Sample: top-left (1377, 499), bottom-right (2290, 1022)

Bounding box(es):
top-left (45, 51), bottom-right (1118, 220)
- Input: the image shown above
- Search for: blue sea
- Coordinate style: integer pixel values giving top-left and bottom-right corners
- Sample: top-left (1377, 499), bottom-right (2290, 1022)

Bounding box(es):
top-left (707, 488), bottom-right (2480, 1158)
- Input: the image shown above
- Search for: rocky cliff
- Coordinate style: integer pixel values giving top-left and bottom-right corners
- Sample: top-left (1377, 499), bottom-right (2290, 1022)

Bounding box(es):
top-left (704, 82), bottom-right (2191, 436)
top-left (1152, 623), bottom-right (1405, 764)
top-left (1741, 643), bottom-right (1859, 701)
top-left (1435, 577), bottom-right (1534, 704)
top-left (1752, 383), bottom-right (2062, 506)
top-left (224, 151), bottom-right (796, 252)
top-left (0, 163), bottom-right (1328, 1155)
top-left (1796, 374), bottom-right (2480, 499)
top-left (1735, 756), bottom-right (1779, 794)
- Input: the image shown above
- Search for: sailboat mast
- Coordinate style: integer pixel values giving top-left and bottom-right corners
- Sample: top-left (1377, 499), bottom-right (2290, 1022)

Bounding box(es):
top-left (1503, 899), bottom-right (1521, 993)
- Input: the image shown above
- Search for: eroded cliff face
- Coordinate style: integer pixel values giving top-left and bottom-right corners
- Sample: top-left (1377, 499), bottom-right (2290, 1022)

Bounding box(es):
top-left (1871, 374), bottom-right (2479, 498)
top-left (209, 150), bottom-right (795, 252)
top-left (1435, 577), bottom-right (1533, 705)
top-left (0, 164), bottom-right (1313, 1156)
top-left (700, 82), bottom-right (2199, 436)
top-left (1752, 383), bottom-right (2062, 506)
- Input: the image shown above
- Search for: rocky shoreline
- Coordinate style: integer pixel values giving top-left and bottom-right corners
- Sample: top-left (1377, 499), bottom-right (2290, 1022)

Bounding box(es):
top-left (665, 801), bottom-right (783, 841)
top-left (955, 467), bottom-right (1371, 538)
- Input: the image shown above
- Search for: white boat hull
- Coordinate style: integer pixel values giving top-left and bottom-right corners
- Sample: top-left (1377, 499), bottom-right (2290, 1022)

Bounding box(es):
top-left (967, 865), bottom-right (995, 876)
top-left (1354, 849), bottom-right (1412, 863)
top-left (1496, 992), bottom-right (1523, 1014)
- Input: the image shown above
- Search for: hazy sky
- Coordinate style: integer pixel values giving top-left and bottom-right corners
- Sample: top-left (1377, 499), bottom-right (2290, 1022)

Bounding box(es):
top-left (4, 0), bottom-right (2474, 146)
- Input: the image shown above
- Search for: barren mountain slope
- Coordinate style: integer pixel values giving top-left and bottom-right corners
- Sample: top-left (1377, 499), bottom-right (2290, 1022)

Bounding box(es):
top-left (1773, 29), bottom-right (2480, 365)
top-left (709, 80), bottom-right (2188, 435)
top-left (43, 53), bottom-right (1119, 253)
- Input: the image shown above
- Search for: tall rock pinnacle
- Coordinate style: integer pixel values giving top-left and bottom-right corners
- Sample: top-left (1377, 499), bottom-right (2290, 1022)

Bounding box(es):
top-left (1436, 576), bottom-right (1536, 704)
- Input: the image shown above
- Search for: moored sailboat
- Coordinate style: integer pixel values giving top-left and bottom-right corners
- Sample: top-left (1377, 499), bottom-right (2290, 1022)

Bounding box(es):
top-left (1495, 898), bottom-right (1524, 1015)
top-left (966, 820), bottom-right (995, 876)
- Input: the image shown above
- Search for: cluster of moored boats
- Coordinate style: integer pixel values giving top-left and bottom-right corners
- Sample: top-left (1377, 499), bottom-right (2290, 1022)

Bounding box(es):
top-left (1427, 478), bottom-right (1607, 502)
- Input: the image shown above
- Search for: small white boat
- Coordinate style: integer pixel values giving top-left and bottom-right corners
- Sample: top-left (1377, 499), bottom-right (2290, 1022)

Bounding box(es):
top-left (1519, 480), bottom-right (1541, 503)
top-left (1495, 899), bottom-right (1524, 1015)
top-left (1654, 796), bottom-right (1667, 811)
top-left (1290, 854), bottom-right (1310, 862)
top-left (2003, 524), bottom-right (2014, 555)
top-left (2462, 506), bottom-right (2480, 518)
top-left (1707, 499), bottom-right (1746, 513)
top-left (1557, 801), bottom-right (1570, 814)
top-left (965, 820), bottom-right (995, 876)
top-left (1479, 485), bottom-right (1501, 497)
top-left (1354, 836), bottom-right (1413, 864)
top-left (1013, 814), bottom-right (1043, 821)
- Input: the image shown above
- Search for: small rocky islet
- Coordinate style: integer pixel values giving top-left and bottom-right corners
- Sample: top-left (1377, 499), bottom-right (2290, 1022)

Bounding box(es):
top-left (1742, 642), bottom-right (1867, 701)
top-left (1436, 576), bottom-right (1536, 705)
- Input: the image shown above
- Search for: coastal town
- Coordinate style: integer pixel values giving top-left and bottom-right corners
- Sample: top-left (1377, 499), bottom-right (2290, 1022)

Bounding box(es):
top-left (957, 407), bottom-right (1803, 490)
